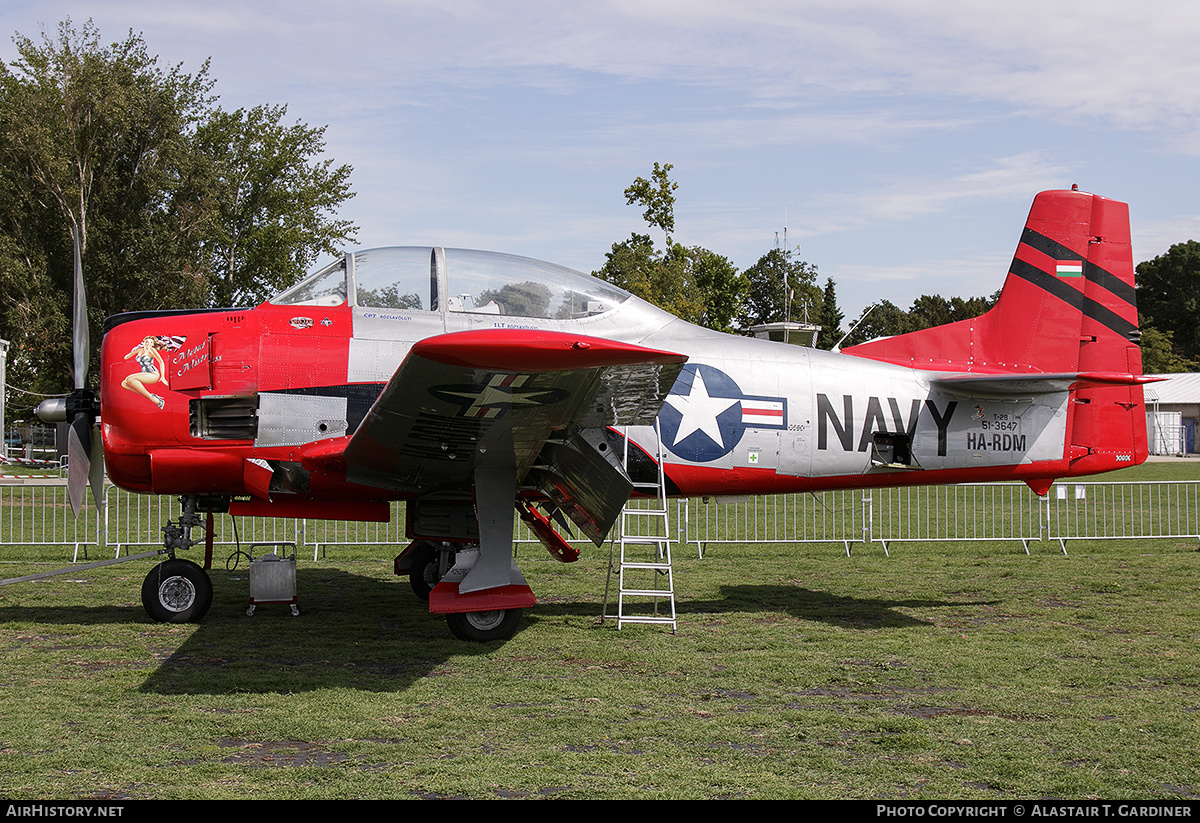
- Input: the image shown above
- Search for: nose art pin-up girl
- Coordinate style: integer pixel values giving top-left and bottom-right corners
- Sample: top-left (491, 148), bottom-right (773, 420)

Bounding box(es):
top-left (122, 336), bottom-right (170, 409)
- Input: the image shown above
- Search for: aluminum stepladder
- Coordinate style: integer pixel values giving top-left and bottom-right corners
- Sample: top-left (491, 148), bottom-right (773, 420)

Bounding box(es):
top-left (602, 422), bottom-right (676, 632)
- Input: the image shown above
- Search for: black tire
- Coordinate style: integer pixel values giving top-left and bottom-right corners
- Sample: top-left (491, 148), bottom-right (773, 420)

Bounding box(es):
top-left (141, 559), bottom-right (213, 623)
top-left (446, 608), bottom-right (522, 642)
top-left (408, 542), bottom-right (450, 601)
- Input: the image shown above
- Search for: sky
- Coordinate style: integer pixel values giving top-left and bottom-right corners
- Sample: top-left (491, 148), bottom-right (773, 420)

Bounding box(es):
top-left (4, 0), bottom-right (1200, 322)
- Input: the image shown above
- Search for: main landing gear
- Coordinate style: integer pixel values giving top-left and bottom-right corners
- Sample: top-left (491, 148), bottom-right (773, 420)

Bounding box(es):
top-left (446, 608), bottom-right (522, 642)
top-left (395, 539), bottom-right (528, 643)
top-left (405, 541), bottom-right (454, 601)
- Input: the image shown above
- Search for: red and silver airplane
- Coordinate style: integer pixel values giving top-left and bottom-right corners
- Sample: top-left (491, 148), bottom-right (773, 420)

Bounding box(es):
top-left (38, 188), bottom-right (1153, 640)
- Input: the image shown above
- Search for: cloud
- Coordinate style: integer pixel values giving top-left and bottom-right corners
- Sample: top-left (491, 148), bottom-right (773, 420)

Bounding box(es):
top-left (61, 2), bottom-right (1193, 128)
top-left (17, 2), bottom-right (1200, 145)
top-left (856, 153), bottom-right (1072, 221)
top-left (6, 0), bottom-right (1196, 308)
top-left (774, 152), bottom-right (1071, 238)
top-left (329, 1), bottom-right (1200, 135)
top-left (826, 253), bottom-right (1012, 321)
top-left (1134, 216), bottom-right (1200, 261)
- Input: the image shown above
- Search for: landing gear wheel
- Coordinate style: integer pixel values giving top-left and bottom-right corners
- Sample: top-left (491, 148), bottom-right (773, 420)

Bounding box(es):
top-left (141, 558), bottom-right (213, 623)
top-left (446, 608), bottom-right (522, 642)
top-left (409, 542), bottom-right (450, 601)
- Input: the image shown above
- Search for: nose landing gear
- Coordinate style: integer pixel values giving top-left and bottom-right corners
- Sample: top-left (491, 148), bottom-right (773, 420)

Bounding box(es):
top-left (141, 495), bottom-right (218, 623)
top-left (141, 557), bottom-right (213, 623)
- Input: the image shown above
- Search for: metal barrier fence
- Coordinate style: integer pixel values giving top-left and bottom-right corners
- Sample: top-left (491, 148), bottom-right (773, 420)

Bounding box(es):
top-left (683, 481), bottom-right (1200, 555)
top-left (862, 483), bottom-right (1043, 555)
top-left (0, 481), bottom-right (100, 559)
top-left (2, 480), bottom-right (1199, 561)
top-left (677, 490), bottom-right (863, 557)
top-left (1041, 480), bottom-right (1200, 552)
top-left (0, 482), bottom-right (407, 562)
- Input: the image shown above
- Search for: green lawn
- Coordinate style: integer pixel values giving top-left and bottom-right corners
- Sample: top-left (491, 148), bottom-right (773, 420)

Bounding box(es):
top-left (0, 520), bottom-right (1196, 799)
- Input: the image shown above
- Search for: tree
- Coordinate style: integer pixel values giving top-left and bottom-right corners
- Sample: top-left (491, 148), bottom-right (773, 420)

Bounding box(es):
top-left (0, 20), bottom-right (213, 265)
top-left (0, 19), bottom-right (215, 392)
top-left (840, 300), bottom-right (914, 348)
top-left (738, 247), bottom-right (820, 330)
top-left (595, 163), bottom-right (743, 330)
top-left (907, 294), bottom-right (991, 331)
top-left (594, 233), bottom-right (704, 323)
top-left (688, 246), bottom-right (743, 333)
top-left (814, 277), bottom-right (844, 350)
top-left (0, 20), bottom-right (357, 396)
top-left (195, 104), bottom-right (354, 307)
top-left (623, 161), bottom-right (677, 244)
top-left (1139, 327), bottom-right (1199, 373)
top-left (1136, 241), bottom-right (1200, 362)
top-left (836, 291), bottom-right (994, 350)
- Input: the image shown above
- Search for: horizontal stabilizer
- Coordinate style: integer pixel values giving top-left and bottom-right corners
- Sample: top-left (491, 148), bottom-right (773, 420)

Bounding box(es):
top-left (933, 371), bottom-right (1161, 399)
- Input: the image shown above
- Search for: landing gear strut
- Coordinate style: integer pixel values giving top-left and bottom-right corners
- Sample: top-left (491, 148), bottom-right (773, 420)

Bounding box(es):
top-left (398, 540), bottom-right (524, 640)
top-left (402, 481), bottom-right (536, 643)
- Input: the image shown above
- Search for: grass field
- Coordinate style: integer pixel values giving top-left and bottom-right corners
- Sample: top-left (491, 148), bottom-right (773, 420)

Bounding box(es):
top-left (0, 463), bottom-right (1197, 799)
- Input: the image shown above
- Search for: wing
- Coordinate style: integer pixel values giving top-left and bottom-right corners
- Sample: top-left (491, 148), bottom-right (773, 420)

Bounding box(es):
top-left (341, 329), bottom-right (687, 543)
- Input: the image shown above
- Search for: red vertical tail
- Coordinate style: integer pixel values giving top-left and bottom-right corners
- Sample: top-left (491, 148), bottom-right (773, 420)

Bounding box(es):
top-left (844, 188), bottom-right (1147, 472)
top-left (1012, 190), bottom-right (1147, 472)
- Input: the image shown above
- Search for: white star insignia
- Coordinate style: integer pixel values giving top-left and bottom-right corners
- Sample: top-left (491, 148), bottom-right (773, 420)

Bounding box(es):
top-left (664, 370), bottom-right (738, 448)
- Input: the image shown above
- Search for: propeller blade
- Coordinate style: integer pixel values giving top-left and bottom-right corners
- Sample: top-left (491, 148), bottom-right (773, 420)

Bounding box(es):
top-left (71, 224), bottom-right (88, 390)
top-left (66, 412), bottom-right (90, 517)
top-left (63, 224), bottom-right (102, 517)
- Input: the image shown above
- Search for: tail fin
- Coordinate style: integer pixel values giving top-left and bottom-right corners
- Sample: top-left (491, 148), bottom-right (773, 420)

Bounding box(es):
top-left (843, 188), bottom-right (1147, 472)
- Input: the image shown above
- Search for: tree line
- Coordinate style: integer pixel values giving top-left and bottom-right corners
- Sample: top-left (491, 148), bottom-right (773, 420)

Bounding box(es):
top-left (593, 162), bottom-right (1000, 351)
top-left (596, 163), bottom-right (1200, 374)
top-left (1135, 243), bottom-right (1200, 372)
top-left (0, 19), bottom-right (355, 402)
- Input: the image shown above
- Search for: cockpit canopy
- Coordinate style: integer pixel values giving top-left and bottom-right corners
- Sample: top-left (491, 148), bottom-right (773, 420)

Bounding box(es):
top-left (270, 247), bottom-right (630, 320)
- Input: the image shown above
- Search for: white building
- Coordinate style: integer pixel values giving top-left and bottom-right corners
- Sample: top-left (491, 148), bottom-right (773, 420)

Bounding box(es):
top-left (1144, 373), bottom-right (1200, 455)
